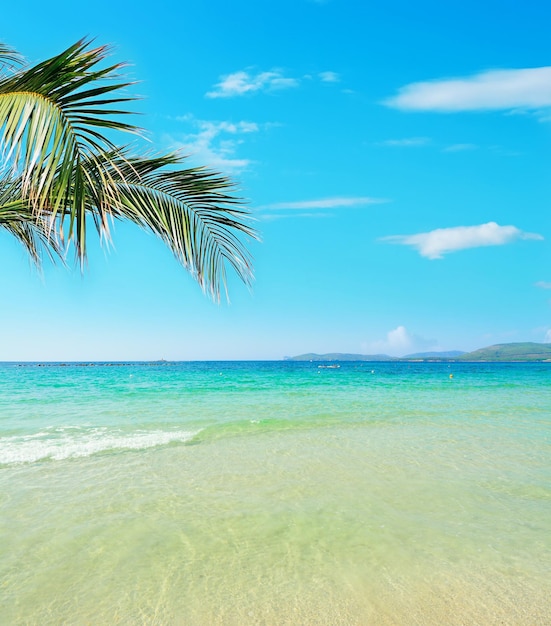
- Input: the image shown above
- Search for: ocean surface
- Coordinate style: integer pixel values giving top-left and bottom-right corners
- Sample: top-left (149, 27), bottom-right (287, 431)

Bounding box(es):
top-left (1, 360), bottom-right (550, 625)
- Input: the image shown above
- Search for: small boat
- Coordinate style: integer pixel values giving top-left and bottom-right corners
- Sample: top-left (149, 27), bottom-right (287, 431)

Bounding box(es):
top-left (318, 364), bottom-right (341, 369)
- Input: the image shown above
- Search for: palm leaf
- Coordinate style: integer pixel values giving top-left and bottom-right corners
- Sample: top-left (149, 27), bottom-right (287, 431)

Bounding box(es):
top-left (0, 40), bottom-right (258, 297)
top-left (0, 43), bottom-right (23, 74)
top-left (0, 174), bottom-right (63, 265)
top-left (84, 151), bottom-right (258, 300)
top-left (0, 39), bottom-right (140, 259)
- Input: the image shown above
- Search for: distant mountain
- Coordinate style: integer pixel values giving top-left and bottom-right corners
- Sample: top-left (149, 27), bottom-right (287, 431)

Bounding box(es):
top-left (286, 353), bottom-right (395, 362)
top-left (286, 343), bottom-right (551, 363)
top-left (458, 342), bottom-right (551, 362)
top-left (403, 351), bottom-right (465, 359)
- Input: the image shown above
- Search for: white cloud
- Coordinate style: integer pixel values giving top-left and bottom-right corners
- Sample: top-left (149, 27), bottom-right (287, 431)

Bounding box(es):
top-left (384, 66), bottom-right (551, 112)
top-left (207, 70), bottom-right (299, 98)
top-left (257, 196), bottom-right (388, 221)
top-left (260, 196), bottom-right (388, 210)
top-left (535, 281), bottom-right (551, 289)
top-left (379, 137), bottom-right (430, 147)
top-left (319, 71), bottom-right (340, 83)
top-left (366, 326), bottom-right (436, 356)
top-left (545, 329), bottom-right (551, 343)
top-left (169, 116), bottom-right (259, 172)
top-left (381, 222), bottom-right (543, 259)
top-left (386, 325), bottom-right (413, 352)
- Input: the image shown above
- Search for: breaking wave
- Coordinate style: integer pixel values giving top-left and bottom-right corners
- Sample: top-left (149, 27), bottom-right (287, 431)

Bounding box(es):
top-left (0, 427), bottom-right (199, 465)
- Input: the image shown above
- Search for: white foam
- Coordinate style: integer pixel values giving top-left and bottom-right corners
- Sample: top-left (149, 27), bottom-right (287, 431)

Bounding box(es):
top-left (0, 428), bottom-right (199, 465)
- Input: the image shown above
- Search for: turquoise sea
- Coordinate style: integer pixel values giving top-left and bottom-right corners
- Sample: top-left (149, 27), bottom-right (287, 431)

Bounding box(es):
top-left (1, 361), bottom-right (550, 625)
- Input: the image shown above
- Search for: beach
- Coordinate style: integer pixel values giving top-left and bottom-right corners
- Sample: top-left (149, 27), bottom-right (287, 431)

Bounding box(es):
top-left (1, 361), bottom-right (550, 624)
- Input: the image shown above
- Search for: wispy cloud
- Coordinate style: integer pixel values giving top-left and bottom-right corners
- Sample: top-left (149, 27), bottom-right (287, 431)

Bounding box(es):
top-left (206, 70), bottom-right (299, 98)
top-left (169, 115), bottom-right (259, 172)
top-left (261, 197), bottom-right (387, 210)
top-left (379, 139), bottom-right (505, 154)
top-left (379, 137), bottom-right (431, 147)
top-left (257, 196), bottom-right (388, 220)
top-left (207, 68), bottom-right (344, 98)
top-left (384, 67), bottom-right (551, 112)
top-left (535, 281), bottom-right (551, 289)
top-left (381, 222), bottom-right (543, 259)
top-left (319, 71), bottom-right (340, 83)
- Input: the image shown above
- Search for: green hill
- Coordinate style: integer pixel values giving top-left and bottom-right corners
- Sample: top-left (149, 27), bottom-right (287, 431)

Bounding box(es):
top-left (286, 343), bottom-right (551, 363)
top-left (458, 343), bottom-right (551, 362)
top-left (404, 351), bottom-right (465, 359)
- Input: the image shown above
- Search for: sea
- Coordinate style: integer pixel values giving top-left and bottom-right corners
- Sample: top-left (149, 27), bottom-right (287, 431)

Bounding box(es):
top-left (0, 360), bottom-right (550, 625)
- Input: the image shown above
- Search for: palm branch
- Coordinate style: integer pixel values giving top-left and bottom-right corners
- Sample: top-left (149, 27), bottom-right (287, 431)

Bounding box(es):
top-left (97, 151), bottom-right (257, 300)
top-left (0, 43), bottom-right (23, 72)
top-left (2, 150), bottom-right (257, 299)
top-left (0, 174), bottom-right (62, 265)
top-left (0, 39), bottom-right (257, 298)
top-left (0, 38), bottom-right (140, 258)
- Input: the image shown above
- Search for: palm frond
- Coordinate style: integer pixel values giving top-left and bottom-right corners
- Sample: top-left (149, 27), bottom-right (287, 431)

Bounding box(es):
top-left (0, 43), bottom-right (23, 74)
top-left (86, 151), bottom-right (258, 300)
top-left (0, 40), bottom-right (258, 297)
top-left (0, 174), bottom-right (63, 266)
top-left (0, 38), bottom-right (141, 259)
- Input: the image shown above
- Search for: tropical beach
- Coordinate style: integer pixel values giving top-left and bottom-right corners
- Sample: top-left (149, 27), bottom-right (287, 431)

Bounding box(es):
top-left (1, 361), bottom-right (550, 624)
top-left (1, 1), bottom-right (551, 624)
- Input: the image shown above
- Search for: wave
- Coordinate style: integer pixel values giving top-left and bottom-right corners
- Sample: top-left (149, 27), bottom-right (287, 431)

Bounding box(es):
top-left (1, 415), bottom-right (348, 466)
top-left (0, 428), bottom-right (199, 465)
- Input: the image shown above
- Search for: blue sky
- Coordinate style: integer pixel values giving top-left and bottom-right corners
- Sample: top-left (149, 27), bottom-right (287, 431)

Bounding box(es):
top-left (1, 0), bottom-right (550, 360)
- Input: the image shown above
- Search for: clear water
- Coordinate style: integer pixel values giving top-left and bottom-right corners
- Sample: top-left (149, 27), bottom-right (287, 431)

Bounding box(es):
top-left (1, 361), bottom-right (550, 625)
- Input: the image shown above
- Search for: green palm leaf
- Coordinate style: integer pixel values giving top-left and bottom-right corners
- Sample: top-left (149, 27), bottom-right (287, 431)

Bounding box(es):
top-left (85, 151), bottom-right (258, 300)
top-left (0, 43), bottom-right (23, 73)
top-left (0, 39), bottom-right (258, 298)
top-left (0, 174), bottom-right (62, 265)
top-left (0, 39), bottom-right (140, 258)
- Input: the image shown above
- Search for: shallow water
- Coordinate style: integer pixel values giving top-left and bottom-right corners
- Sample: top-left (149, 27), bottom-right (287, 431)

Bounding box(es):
top-left (1, 361), bottom-right (550, 624)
